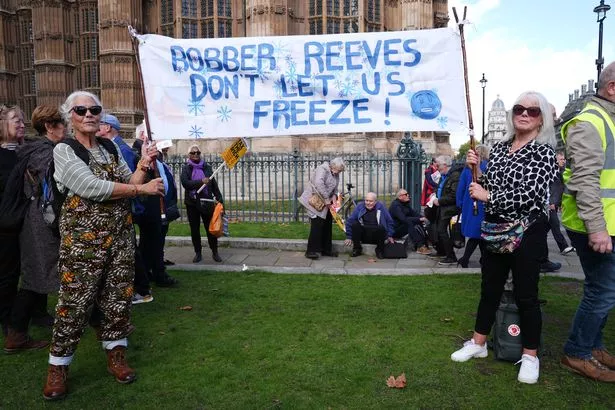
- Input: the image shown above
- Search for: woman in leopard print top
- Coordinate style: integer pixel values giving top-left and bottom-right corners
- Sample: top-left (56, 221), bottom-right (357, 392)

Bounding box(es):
top-left (451, 91), bottom-right (558, 385)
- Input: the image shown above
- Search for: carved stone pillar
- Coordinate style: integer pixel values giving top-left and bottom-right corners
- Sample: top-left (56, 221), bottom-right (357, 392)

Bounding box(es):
top-left (98, 0), bottom-right (143, 138)
top-left (247, 0), bottom-right (289, 36)
top-left (31, 0), bottom-right (75, 108)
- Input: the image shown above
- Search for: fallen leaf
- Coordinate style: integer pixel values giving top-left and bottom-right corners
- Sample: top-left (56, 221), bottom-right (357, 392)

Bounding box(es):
top-left (158, 331), bottom-right (166, 335)
top-left (440, 317), bottom-right (453, 322)
top-left (386, 373), bottom-right (407, 389)
top-left (367, 258), bottom-right (377, 263)
top-left (179, 305), bottom-right (193, 311)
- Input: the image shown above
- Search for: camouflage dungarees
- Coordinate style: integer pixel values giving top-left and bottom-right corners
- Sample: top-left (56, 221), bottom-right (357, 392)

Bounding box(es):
top-left (50, 150), bottom-right (135, 357)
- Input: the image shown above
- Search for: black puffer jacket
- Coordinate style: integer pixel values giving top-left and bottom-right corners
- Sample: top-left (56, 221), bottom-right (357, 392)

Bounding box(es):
top-left (437, 163), bottom-right (463, 219)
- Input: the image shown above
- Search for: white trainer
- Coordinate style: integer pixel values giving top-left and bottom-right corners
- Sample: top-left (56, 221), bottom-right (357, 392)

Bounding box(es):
top-left (561, 246), bottom-right (576, 255)
top-left (451, 338), bottom-right (488, 362)
top-left (132, 293), bottom-right (154, 305)
top-left (516, 354), bottom-right (539, 384)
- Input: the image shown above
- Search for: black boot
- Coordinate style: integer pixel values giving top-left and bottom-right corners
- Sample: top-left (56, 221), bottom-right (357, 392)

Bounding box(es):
top-left (192, 252), bottom-right (202, 263)
top-left (212, 249), bottom-right (222, 263)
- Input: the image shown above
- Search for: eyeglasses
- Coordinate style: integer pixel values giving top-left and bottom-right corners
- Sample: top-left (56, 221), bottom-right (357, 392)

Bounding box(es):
top-left (400, 193), bottom-right (409, 197)
top-left (71, 105), bottom-right (102, 116)
top-left (189, 151), bottom-right (201, 155)
top-left (512, 104), bottom-right (541, 118)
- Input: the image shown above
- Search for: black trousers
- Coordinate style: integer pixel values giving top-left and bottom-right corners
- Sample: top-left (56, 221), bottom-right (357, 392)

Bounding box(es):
top-left (306, 212), bottom-right (333, 254)
top-left (393, 221), bottom-right (425, 248)
top-left (136, 214), bottom-right (167, 283)
top-left (474, 216), bottom-right (547, 350)
top-left (0, 234), bottom-right (20, 328)
top-left (10, 289), bottom-right (47, 332)
top-left (460, 238), bottom-right (483, 262)
top-left (186, 202), bottom-right (218, 255)
top-left (350, 222), bottom-right (386, 251)
top-left (548, 209), bottom-right (569, 252)
top-left (436, 215), bottom-right (456, 260)
top-left (133, 245), bottom-right (150, 296)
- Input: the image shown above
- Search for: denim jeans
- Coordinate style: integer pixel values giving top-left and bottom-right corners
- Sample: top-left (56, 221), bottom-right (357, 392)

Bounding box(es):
top-left (564, 231), bottom-right (615, 359)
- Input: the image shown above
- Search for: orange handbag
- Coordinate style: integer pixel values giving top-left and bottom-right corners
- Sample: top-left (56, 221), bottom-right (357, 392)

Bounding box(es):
top-left (208, 202), bottom-right (224, 237)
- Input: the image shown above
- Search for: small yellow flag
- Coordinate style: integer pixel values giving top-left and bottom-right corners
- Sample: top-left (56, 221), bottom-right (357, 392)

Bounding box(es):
top-left (220, 138), bottom-right (248, 169)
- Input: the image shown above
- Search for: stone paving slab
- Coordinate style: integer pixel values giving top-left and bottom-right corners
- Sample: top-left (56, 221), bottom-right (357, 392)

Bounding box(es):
top-left (163, 236), bottom-right (584, 279)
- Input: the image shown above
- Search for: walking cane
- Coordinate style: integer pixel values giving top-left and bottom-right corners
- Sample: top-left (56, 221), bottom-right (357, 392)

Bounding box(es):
top-left (453, 6), bottom-right (479, 216)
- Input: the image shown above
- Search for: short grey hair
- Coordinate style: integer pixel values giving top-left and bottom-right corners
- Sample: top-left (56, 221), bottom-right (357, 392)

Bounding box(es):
top-left (330, 157), bottom-right (345, 172)
top-left (365, 192), bottom-right (377, 201)
top-left (435, 155), bottom-right (452, 167)
top-left (60, 90), bottom-right (102, 126)
top-left (135, 122), bottom-right (146, 139)
top-left (503, 91), bottom-right (556, 147)
top-left (475, 144), bottom-right (490, 160)
top-left (598, 61), bottom-right (615, 90)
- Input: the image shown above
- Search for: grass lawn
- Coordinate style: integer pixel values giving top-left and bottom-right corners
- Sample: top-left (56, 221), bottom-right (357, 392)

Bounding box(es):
top-left (1, 272), bottom-right (613, 409)
top-left (165, 221), bottom-right (348, 241)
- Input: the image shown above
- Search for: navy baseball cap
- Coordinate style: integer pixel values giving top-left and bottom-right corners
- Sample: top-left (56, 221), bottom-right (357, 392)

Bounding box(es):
top-left (100, 114), bottom-right (121, 131)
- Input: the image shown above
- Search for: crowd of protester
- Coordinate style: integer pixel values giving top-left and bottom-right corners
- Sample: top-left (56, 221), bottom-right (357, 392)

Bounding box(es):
top-left (2, 62), bottom-right (615, 400)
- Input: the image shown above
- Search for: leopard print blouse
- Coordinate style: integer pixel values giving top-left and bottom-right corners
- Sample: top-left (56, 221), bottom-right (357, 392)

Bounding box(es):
top-left (483, 140), bottom-right (558, 222)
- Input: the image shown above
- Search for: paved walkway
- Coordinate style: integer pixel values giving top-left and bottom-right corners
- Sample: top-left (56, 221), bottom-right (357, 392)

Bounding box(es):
top-left (163, 236), bottom-right (584, 279)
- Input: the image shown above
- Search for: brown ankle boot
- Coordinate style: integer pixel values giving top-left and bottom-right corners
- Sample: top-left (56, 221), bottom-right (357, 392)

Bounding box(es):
top-left (4, 328), bottom-right (49, 354)
top-left (43, 364), bottom-right (68, 401)
top-left (106, 346), bottom-right (136, 384)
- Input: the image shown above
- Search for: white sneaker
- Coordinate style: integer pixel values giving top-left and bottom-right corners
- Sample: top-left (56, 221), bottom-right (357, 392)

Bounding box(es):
top-left (451, 338), bottom-right (488, 362)
top-left (516, 354), bottom-right (539, 384)
top-left (561, 246), bottom-right (576, 255)
top-left (132, 293), bottom-right (154, 305)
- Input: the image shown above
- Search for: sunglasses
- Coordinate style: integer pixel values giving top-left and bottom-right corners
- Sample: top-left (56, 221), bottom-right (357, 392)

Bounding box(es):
top-left (189, 151), bottom-right (201, 155)
top-left (512, 104), bottom-right (541, 118)
top-left (400, 193), bottom-right (409, 196)
top-left (71, 105), bottom-right (102, 116)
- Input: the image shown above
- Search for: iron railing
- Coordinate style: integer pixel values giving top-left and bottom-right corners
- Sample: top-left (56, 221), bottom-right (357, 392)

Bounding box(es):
top-left (165, 149), bottom-right (427, 223)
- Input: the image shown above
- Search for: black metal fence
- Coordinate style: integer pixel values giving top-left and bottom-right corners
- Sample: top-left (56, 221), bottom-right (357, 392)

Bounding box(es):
top-left (165, 133), bottom-right (429, 223)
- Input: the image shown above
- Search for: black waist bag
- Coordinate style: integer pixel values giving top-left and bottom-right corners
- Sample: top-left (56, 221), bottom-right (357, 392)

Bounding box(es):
top-left (492, 290), bottom-right (543, 362)
top-left (382, 242), bottom-right (407, 259)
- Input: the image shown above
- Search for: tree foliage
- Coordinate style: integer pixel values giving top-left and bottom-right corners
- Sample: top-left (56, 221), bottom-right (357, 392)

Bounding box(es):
top-left (456, 140), bottom-right (472, 160)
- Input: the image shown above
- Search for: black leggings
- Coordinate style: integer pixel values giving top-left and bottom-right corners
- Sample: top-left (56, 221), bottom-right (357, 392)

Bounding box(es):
top-left (474, 216), bottom-right (547, 350)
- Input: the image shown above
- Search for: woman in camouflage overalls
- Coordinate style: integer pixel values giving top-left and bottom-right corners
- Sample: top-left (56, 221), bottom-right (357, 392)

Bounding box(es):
top-left (42, 91), bottom-right (164, 401)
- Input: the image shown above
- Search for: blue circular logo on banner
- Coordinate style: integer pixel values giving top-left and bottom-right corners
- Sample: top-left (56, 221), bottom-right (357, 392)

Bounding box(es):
top-left (411, 90), bottom-right (442, 120)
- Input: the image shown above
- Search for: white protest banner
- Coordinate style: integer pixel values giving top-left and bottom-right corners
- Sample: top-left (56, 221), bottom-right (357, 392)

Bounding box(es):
top-left (136, 28), bottom-right (467, 140)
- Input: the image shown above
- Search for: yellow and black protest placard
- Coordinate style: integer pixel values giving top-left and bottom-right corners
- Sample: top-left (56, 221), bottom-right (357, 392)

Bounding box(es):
top-left (221, 138), bottom-right (248, 169)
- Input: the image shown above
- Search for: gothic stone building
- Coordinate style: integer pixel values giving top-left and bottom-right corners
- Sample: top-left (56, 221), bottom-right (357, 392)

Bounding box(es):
top-left (0, 0), bottom-right (451, 155)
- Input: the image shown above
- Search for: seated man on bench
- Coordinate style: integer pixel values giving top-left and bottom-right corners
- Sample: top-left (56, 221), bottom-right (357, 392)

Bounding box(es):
top-left (389, 189), bottom-right (431, 255)
top-left (344, 192), bottom-right (395, 259)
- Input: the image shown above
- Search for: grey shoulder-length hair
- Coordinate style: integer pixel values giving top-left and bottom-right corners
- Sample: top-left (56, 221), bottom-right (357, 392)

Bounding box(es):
top-left (503, 91), bottom-right (556, 147)
top-left (60, 90), bottom-right (103, 126)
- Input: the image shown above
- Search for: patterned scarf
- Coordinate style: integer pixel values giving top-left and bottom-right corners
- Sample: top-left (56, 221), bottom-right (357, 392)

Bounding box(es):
top-left (188, 158), bottom-right (208, 198)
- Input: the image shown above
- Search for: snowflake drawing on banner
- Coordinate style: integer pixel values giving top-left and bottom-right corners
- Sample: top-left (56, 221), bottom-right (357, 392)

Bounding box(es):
top-left (188, 100), bottom-right (205, 116)
top-left (334, 71), bottom-right (360, 98)
top-left (272, 41), bottom-right (289, 61)
top-left (174, 66), bottom-right (185, 75)
top-left (189, 125), bottom-right (204, 139)
top-left (437, 116), bottom-right (449, 129)
top-left (256, 66), bottom-right (271, 82)
top-left (284, 55), bottom-right (299, 85)
top-left (217, 105), bottom-right (232, 122)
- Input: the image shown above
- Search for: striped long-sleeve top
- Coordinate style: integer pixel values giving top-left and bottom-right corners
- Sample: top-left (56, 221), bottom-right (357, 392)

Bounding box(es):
top-left (53, 141), bottom-right (132, 202)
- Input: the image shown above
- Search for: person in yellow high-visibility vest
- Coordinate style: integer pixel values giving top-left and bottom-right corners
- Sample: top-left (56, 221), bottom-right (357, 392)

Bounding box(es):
top-left (561, 61), bottom-right (615, 382)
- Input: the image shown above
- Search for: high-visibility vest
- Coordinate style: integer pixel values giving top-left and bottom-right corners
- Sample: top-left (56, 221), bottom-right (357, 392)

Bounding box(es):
top-left (561, 102), bottom-right (615, 235)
